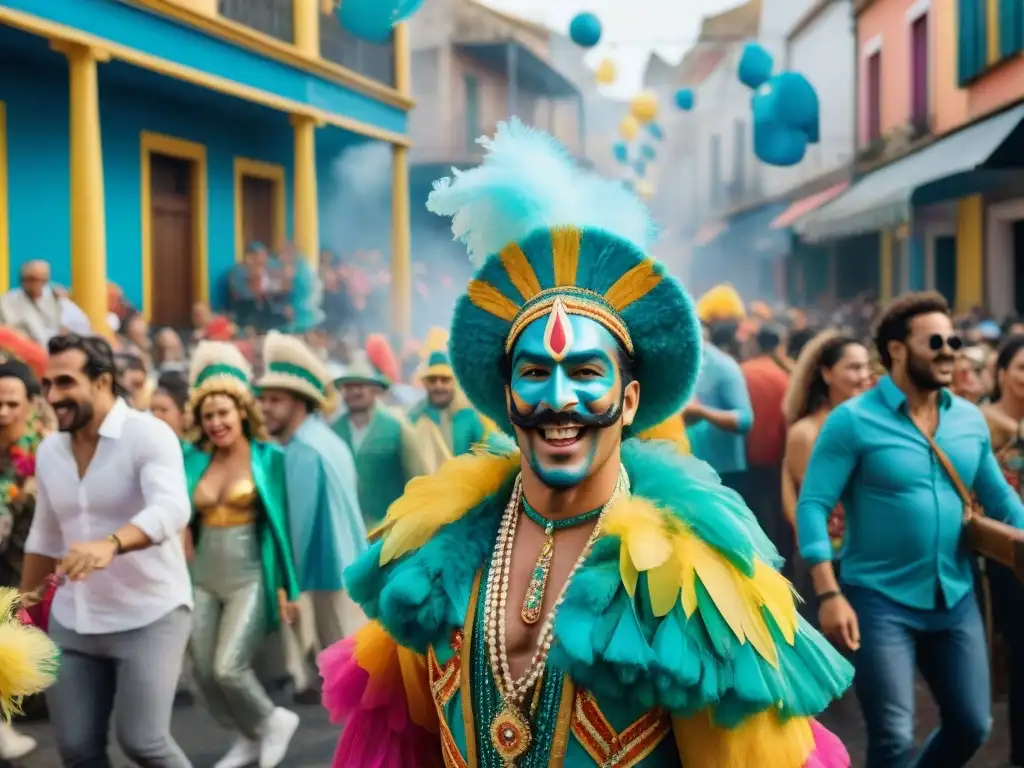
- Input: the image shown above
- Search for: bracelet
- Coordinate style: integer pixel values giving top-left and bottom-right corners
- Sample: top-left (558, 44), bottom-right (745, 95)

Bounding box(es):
top-left (816, 589), bottom-right (842, 603)
top-left (107, 534), bottom-right (124, 555)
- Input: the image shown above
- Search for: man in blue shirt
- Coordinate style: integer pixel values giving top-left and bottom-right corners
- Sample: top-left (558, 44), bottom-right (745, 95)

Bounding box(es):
top-left (685, 323), bottom-right (754, 490)
top-left (797, 291), bottom-right (1024, 768)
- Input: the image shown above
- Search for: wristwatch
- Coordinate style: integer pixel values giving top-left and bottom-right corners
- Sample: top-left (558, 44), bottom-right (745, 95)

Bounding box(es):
top-left (107, 533), bottom-right (124, 555)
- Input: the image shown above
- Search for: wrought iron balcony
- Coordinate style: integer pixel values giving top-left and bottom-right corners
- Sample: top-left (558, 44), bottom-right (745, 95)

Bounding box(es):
top-left (218, 0), bottom-right (294, 43)
top-left (319, 12), bottom-right (395, 86)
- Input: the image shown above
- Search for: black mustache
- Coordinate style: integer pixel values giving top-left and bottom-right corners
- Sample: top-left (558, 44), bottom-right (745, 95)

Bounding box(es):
top-left (934, 355), bottom-right (956, 364)
top-left (508, 395), bottom-right (623, 431)
top-left (52, 401), bottom-right (78, 412)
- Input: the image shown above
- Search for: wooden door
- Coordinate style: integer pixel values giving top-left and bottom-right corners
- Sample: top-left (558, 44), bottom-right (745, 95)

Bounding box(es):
top-left (241, 175), bottom-right (275, 252)
top-left (150, 153), bottom-right (194, 329)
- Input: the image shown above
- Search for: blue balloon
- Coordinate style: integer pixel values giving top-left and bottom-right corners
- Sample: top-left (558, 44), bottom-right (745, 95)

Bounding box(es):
top-left (674, 89), bottom-right (695, 111)
top-left (633, 160), bottom-right (647, 178)
top-left (646, 122), bottom-right (664, 141)
top-left (612, 142), bottom-right (629, 163)
top-left (641, 144), bottom-right (657, 161)
top-left (750, 71), bottom-right (820, 166)
top-left (738, 43), bottom-right (774, 89)
top-left (569, 12), bottom-right (602, 48)
top-left (339, 0), bottom-right (426, 44)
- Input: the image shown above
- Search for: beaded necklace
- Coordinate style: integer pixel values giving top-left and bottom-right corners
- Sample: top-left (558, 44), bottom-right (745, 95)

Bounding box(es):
top-left (520, 498), bottom-right (604, 625)
top-left (482, 468), bottom-right (629, 766)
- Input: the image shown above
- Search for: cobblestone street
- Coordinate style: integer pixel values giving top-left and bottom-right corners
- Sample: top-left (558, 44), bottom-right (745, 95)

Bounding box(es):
top-left (11, 684), bottom-right (1013, 767)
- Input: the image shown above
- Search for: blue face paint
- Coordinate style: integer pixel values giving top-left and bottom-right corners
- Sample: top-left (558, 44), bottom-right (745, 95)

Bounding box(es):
top-left (508, 302), bottom-right (624, 489)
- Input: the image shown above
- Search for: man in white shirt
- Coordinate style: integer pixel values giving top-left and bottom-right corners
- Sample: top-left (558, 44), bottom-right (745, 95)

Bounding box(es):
top-left (0, 261), bottom-right (64, 345)
top-left (21, 333), bottom-right (193, 768)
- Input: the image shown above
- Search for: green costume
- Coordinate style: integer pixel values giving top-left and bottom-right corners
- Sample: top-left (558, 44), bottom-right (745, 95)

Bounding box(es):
top-left (333, 404), bottom-right (428, 526)
top-left (185, 341), bottom-right (301, 743)
top-left (407, 398), bottom-right (487, 460)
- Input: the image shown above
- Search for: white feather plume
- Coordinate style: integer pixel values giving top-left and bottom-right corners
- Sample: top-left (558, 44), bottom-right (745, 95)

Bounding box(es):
top-left (426, 119), bottom-right (658, 268)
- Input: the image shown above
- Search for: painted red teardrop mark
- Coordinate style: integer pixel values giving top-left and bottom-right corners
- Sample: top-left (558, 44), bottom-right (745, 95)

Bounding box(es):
top-left (549, 311), bottom-right (568, 355)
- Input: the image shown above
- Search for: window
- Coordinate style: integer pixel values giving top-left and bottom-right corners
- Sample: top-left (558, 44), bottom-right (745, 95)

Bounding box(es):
top-left (910, 13), bottom-right (929, 126)
top-left (866, 51), bottom-right (882, 142)
top-left (957, 0), bottom-right (1024, 83)
top-left (709, 134), bottom-right (722, 206)
top-left (464, 74), bottom-right (479, 152)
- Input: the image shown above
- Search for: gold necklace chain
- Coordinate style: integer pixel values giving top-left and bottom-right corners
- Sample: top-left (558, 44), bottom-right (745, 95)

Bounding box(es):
top-left (483, 467), bottom-right (629, 705)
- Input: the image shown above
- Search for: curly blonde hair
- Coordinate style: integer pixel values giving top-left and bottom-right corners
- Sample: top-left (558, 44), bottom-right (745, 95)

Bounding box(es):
top-left (782, 330), bottom-right (862, 426)
top-left (190, 389), bottom-right (268, 447)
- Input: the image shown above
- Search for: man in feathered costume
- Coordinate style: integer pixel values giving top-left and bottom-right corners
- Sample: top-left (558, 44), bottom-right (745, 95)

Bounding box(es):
top-left (318, 120), bottom-right (851, 767)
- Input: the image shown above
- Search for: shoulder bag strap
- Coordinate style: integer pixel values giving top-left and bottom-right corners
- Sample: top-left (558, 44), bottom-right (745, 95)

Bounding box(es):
top-left (919, 429), bottom-right (978, 520)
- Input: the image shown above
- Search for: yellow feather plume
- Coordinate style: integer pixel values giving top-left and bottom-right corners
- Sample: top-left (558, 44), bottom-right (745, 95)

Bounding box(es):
top-left (0, 589), bottom-right (59, 722)
top-left (421, 327), bottom-right (451, 359)
top-left (673, 709), bottom-right (815, 768)
top-left (378, 448), bottom-right (521, 565)
top-left (603, 497), bottom-right (798, 668)
top-left (637, 414), bottom-right (691, 454)
top-left (695, 283), bottom-right (746, 323)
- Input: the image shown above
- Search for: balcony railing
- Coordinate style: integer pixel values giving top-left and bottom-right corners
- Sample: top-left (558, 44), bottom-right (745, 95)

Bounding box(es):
top-left (218, 0), bottom-right (294, 43)
top-left (319, 12), bottom-right (395, 86)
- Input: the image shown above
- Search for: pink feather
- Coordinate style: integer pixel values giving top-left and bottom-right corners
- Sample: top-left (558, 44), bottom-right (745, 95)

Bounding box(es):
top-left (318, 633), bottom-right (444, 768)
top-left (804, 719), bottom-right (851, 768)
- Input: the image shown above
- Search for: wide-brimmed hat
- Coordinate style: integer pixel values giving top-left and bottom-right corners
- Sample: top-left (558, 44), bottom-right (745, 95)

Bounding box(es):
top-left (333, 352), bottom-right (390, 389)
top-left (188, 341), bottom-right (253, 408)
top-left (255, 331), bottom-right (331, 408)
top-left (426, 119), bottom-right (700, 435)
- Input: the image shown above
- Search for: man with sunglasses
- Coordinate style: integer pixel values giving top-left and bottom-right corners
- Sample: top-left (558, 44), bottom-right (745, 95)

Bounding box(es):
top-left (796, 291), bottom-right (1024, 768)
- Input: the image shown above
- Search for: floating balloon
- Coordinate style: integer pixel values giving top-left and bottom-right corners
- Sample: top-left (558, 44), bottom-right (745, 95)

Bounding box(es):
top-left (630, 91), bottom-right (659, 124)
top-left (619, 114), bottom-right (640, 141)
top-left (641, 144), bottom-right (657, 161)
top-left (635, 179), bottom-right (654, 199)
top-left (594, 58), bottom-right (617, 85)
top-left (569, 12), bottom-right (602, 48)
top-left (634, 160), bottom-right (647, 178)
top-left (646, 122), bottom-right (664, 141)
top-left (737, 42), bottom-right (820, 167)
top-left (612, 141), bottom-right (629, 163)
top-left (674, 89), bottom-right (695, 111)
top-left (338, 0), bottom-right (426, 44)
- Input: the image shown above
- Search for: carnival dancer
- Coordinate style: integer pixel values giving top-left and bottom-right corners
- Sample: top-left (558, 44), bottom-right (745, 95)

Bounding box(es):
top-left (255, 332), bottom-right (367, 704)
top-left (407, 331), bottom-right (489, 472)
top-left (185, 341), bottom-right (302, 768)
top-left (333, 352), bottom-right (429, 527)
top-left (317, 120), bottom-right (851, 767)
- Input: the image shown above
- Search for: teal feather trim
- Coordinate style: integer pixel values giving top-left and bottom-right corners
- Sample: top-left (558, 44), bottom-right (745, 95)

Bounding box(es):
top-left (549, 439), bottom-right (853, 726)
top-left (343, 477), bottom-right (510, 654)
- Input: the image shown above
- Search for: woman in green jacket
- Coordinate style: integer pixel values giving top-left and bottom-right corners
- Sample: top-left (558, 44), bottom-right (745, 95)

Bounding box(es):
top-left (185, 341), bottom-right (302, 768)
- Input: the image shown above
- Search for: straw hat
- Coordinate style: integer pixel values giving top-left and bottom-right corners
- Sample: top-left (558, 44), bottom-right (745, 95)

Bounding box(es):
top-left (255, 331), bottom-right (331, 408)
top-left (188, 340), bottom-right (253, 408)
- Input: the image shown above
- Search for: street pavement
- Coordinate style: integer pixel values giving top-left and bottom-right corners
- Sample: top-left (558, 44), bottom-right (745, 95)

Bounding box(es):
top-left (12, 684), bottom-right (1014, 767)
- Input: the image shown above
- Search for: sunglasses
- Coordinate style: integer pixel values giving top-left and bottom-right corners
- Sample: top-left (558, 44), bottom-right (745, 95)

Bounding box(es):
top-left (927, 333), bottom-right (963, 352)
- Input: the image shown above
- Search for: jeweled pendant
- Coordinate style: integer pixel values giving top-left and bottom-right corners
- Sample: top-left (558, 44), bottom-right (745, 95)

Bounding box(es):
top-left (521, 526), bottom-right (554, 625)
top-left (490, 705), bottom-right (532, 764)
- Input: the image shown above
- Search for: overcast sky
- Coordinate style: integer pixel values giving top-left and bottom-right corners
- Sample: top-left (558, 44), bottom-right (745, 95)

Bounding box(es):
top-left (482, 0), bottom-right (739, 97)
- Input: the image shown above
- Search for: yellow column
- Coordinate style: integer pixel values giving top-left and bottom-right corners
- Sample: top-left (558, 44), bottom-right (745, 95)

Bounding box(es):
top-left (391, 144), bottom-right (411, 339)
top-left (391, 22), bottom-right (413, 339)
top-left (293, 0), bottom-right (320, 58)
top-left (290, 114), bottom-right (319, 267)
top-left (955, 195), bottom-right (984, 311)
top-left (394, 22), bottom-right (412, 96)
top-left (53, 42), bottom-right (109, 336)
top-left (879, 229), bottom-right (893, 301)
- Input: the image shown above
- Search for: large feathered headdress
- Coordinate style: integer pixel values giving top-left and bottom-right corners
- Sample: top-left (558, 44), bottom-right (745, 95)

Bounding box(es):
top-left (427, 119), bottom-right (701, 434)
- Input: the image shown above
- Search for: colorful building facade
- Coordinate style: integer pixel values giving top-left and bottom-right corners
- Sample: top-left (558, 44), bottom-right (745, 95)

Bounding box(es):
top-left (794, 0), bottom-right (1024, 313)
top-left (0, 0), bottom-right (414, 334)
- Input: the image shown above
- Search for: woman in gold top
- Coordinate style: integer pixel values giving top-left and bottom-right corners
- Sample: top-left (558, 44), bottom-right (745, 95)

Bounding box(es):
top-left (979, 334), bottom-right (1024, 768)
top-left (184, 342), bottom-right (302, 768)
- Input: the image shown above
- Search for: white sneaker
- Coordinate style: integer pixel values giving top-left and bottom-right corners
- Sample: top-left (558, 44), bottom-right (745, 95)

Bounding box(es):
top-left (258, 707), bottom-right (300, 768)
top-left (0, 721), bottom-right (36, 760)
top-left (212, 736), bottom-right (260, 768)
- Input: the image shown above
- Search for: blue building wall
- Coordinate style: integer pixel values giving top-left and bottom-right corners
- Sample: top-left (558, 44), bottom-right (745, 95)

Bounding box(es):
top-left (3, 0), bottom-right (407, 136)
top-left (1, 62), bottom-right (72, 289)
